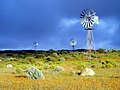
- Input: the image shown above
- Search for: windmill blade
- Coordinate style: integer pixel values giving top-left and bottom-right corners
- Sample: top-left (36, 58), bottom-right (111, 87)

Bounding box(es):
top-left (80, 10), bottom-right (86, 18)
top-left (80, 18), bottom-right (84, 23)
top-left (86, 23), bottom-right (89, 28)
top-left (83, 22), bottom-right (87, 28)
top-left (80, 13), bottom-right (84, 17)
top-left (90, 20), bottom-right (94, 26)
top-left (80, 14), bottom-right (84, 18)
top-left (83, 9), bottom-right (86, 13)
top-left (85, 22), bottom-right (88, 28)
top-left (88, 22), bottom-right (91, 28)
top-left (80, 8), bottom-right (98, 28)
top-left (82, 11), bottom-right (85, 15)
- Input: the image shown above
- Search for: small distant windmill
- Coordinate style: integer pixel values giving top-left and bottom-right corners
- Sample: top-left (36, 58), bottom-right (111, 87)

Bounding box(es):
top-left (70, 38), bottom-right (77, 51)
top-left (33, 42), bottom-right (38, 51)
top-left (80, 8), bottom-right (99, 59)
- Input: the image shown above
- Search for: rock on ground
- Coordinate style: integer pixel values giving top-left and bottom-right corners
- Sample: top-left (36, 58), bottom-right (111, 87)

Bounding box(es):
top-left (81, 68), bottom-right (95, 76)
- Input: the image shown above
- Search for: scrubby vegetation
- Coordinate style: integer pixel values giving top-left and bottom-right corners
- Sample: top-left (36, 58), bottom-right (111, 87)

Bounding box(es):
top-left (0, 49), bottom-right (120, 90)
top-left (26, 66), bottom-right (45, 79)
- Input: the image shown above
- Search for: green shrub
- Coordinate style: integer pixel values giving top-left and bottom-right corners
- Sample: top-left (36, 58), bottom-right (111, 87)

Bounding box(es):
top-left (35, 54), bottom-right (46, 58)
top-left (26, 57), bottom-right (36, 64)
top-left (26, 66), bottom-right (45, 79)
top-left (105, 60), bottom-right (117, 67)
top-left (106, 63), bottom-right (113, 68)
top-left (9, 58), bottom-right (18, 61)
top-left (46, 56), bottom-right (56, 62)
top-left (54, 66), bottom-right (64, 72)
top-left (97, 48), bottom-right (106, 53)
top-left (101, 60), bottom-right (117, 68)
top-left (16, 67), bottom-right (25, 75)
top-left (88, 61), bottom-right (96, 67)
top-left (43, 63), bottom-right (50, 70)
top-left (58, 50), bottom-right (68, 54)
top-left (59, 57), bottom-right (65, 61)
top-left (0, 63), bottom-right (5, 68)
top-left (91, 54), bottom-right (97, 58)
top-left (77, 62), bottom-right (87, 69)
top-left (49, 64), bottom-right (56, 69)
top-left (34, 61), bottom-right (44, 67)
top-left (56, 61), bottom-right (64, 64)
top-left (52, 53), bottom-right (58, 57)
top-left (48, 49), bottom-right (55, 54)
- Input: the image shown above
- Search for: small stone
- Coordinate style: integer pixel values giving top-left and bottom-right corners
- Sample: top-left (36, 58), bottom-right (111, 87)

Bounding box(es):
top-left (69, 69), bottom-right (75, 75)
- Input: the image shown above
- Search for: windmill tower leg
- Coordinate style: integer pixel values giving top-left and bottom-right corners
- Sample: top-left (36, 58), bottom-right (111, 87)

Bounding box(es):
top-left (91, 30), bottom-right (97, 59)
top-left (72, 45), bottom-right (75, 51)
top-left (86, 30), bottom-right (94, 60)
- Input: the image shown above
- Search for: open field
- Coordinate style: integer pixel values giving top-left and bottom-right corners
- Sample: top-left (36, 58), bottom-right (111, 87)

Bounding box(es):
top-left (0, 49), bottom-right (120, 90)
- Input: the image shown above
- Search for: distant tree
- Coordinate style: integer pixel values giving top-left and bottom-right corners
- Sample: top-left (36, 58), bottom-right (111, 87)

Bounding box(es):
top-left (48, 49), bottom-right (55, 54)
top-left (97, 48), bottom-right (106, 53)
top-left (109, 49), bottom-right (117, 52)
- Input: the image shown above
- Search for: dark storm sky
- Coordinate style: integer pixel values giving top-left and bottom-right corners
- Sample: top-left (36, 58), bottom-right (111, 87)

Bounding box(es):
top-left (0, 0), bottom-right (120, 50)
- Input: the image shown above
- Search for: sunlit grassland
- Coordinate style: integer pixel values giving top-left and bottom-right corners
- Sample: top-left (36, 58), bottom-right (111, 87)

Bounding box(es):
top-left (0, 69), bottom-right (120, 90)
top-left (0, 50), bottom-right (120, 90)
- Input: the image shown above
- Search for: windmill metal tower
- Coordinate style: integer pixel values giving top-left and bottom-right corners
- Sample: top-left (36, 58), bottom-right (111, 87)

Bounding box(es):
top-left (80, 8), bottom-right (99, 59)
top-left (33, 42), bottom-right (38, 51)
top-left (70, 38), bottom-right (77, 51)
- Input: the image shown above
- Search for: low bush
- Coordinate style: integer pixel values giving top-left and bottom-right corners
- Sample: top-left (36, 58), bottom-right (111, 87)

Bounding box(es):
top-left (26, 66), bottom-right (45, 79)
top-left (16, 67), bottom-right (25, 75)
top-left (54, 66), bottom-right (64, 72)
top-left (101, 60), bottom-right (117, 68)
top-left (52, 53), bottom-right (58, 57)
top-left (35, 54), bottom-right (46, 58)
top-left (59, 57), bottom-right (65, 61)
top-left (34, 61), bottom-right (44, 67)
top-left (105, 60), bottom-right (117, 67)
top-left (106, 63), bottom-right (113, 68)
top-left (97, 48), bottom-right (106, 53)
top-left (77, 61), bottom-right (87, 69)
top-left (46, 56), bottom-right (56, 62)
top-left (43, 63), bottom-right (50, 70)
top-left (26, 57), bottom-right (36, 64)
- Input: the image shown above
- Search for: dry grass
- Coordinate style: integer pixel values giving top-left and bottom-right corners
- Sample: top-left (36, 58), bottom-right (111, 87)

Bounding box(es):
top-left (0, 52), bottom-right (120, 90)
top-left (0, 67), bottom-right (120, 90)
top-left (0, 75), bottom-right (120, 90)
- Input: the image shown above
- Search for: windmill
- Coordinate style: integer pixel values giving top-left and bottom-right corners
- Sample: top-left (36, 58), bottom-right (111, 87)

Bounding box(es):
top-left (33, 42), bottom-right (38, 51)
top-left (70, 38), bottom-right (77, 51)
top-left (80, 8), bottom-right (99, 59)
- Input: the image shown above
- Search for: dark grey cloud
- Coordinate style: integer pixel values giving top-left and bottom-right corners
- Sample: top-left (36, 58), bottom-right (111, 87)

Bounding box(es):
top-left (0, 0), bottom-right (120, 50)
